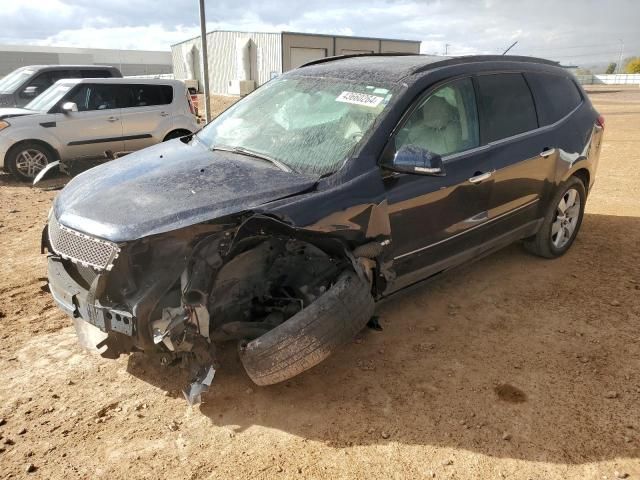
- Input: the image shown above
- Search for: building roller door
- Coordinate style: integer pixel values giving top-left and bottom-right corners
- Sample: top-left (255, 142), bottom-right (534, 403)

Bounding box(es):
top-left (290, 47), bottom-right (327, 68)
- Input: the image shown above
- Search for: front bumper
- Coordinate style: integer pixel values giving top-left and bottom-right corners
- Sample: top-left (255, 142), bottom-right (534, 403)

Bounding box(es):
top-left (48, 256), bottom-right (136, 354)
top-left (0, 133), bottom-right (16, 169)
top-left (48, 254), bottom-right (219, 404)
top-left (48, 256), bottom-right (92, 320)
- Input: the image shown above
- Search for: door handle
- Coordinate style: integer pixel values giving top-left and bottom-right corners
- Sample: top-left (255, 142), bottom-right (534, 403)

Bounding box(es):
top-left (160, 111), bottom-right (169, 117)
top-left (469, 171), bottom-right (493, 184)
top-left (540, 147), bottom-right (556, 157)
top-left (107, 116), bottom-right (119, 122)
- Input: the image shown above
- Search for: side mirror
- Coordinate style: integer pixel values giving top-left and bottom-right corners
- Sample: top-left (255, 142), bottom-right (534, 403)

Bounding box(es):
top-left (391, 145), bottom-right (445, 176)
top-left (61, 102), bottom-right (78, 113)
top-left (21, 86), bottom-right (39, 98)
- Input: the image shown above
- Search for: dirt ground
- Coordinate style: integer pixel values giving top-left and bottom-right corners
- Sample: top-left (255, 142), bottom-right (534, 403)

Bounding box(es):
top-left (0, 88), bottom-right (639, 480)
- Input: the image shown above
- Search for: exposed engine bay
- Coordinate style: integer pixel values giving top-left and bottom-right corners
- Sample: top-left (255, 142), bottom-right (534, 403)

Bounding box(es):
top-left (151, 236), bottom-right (348, 403)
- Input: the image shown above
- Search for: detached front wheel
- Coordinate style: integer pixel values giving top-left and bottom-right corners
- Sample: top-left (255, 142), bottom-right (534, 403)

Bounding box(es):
top-left (239, 270), bottom-right (375, 386)
top-left (525, 176), bottom-right (586, 258)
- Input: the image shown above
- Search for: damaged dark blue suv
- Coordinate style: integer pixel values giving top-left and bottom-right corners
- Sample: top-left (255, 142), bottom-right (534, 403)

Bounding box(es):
top-left (43, 54), bottom-right (603, 403)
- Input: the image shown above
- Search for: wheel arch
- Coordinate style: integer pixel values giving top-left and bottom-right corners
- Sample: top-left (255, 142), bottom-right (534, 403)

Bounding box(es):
top-left (229, 214), bottom-right (354, 259)
top-left (6, 138), bottom-right (61, 163)
top-left (572, 168), bottom-right (590, 193)
top-left (163, 129), bottom-right (192, 142)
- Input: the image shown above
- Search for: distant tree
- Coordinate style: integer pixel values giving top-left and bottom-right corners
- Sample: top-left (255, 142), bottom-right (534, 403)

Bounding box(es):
top-left (605, 62), bottom-right (617, 74)
top-left (574, 68), bottom-right (593, 76)
top-left (625, 57), bottom-right (640, 74)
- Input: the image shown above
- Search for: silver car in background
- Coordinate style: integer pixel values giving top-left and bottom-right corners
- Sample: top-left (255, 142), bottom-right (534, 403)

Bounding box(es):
top-left (0, 78), bottom-right (198, 180)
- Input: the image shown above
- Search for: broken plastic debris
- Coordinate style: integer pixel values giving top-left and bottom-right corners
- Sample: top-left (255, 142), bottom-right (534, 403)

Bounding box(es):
top-left (182, 365), bottom-right (216, 406)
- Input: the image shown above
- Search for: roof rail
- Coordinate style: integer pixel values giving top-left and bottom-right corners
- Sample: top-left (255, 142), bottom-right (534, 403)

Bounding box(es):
top-left (298, 53), bottom-right (562, 76)
top-left (299, 52), bottom-right (422, 68)
top-left (410, 55), bottom-right (560, 74)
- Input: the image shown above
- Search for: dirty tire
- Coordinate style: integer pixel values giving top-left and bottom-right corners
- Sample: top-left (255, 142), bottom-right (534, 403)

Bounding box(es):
top-left (524, 176), bottom-right (586, 258)
top-left (6, 141), bottom-right (53, 181)
top-left (239, 270), bottom-right (375, 386)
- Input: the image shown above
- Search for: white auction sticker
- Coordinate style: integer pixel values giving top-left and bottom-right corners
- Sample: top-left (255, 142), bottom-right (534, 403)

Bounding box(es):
top-left (336, 91), bottom-right (384, 107)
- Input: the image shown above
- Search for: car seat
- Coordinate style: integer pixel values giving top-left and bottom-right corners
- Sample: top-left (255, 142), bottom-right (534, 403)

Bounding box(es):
top-left (405, 96), bottom-right (462, 156)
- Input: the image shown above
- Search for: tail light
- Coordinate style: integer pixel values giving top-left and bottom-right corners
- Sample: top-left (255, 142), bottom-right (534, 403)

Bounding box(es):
top-left (596, 114), bottom-right (605, 129)
top-left (186, 93), bottom-right (196, 116)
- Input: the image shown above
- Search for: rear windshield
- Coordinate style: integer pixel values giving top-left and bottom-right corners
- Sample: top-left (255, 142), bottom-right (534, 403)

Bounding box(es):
top-left (0, 68), bottom-right (35, 94)
top-left (196, 76), bottom-right (394, 175)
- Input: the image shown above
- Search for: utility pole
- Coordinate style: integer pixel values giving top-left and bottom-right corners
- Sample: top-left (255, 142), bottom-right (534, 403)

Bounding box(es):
top-left (199, 0), bottom-right (211, 122)
top-left (617, 39), bottom-right (625, 74)
top-left (444, 43), bottom-right (451, 56)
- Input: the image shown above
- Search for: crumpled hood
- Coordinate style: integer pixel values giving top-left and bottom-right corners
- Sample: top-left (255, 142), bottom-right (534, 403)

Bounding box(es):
top-left (0, 107), bottom-right (37, 119)
top-left (54, 139), bottom-right (318, 242)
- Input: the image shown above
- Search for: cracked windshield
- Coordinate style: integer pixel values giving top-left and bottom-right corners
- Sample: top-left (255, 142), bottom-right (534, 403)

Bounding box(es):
top-left (196, 77), bottom-right (393, 175)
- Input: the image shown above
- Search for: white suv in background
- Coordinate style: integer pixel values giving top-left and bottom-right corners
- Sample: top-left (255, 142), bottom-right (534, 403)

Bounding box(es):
top-left (0, 78), bottom-right (198, 180)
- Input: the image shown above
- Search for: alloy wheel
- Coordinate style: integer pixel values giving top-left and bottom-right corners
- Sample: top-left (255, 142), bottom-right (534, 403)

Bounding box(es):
top-left (551, 187), bottom-right (581, 249)
top-left (15, 148), bottom-right (48, 178)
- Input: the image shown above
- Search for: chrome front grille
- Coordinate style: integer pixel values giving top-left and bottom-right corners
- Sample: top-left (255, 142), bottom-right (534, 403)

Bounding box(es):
top-left (48, 217), bottom-right (119, 271)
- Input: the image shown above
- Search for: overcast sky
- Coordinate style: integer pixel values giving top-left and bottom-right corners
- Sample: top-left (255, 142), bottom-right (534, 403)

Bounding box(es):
top-left (1, 0), bottom-right (637, 66)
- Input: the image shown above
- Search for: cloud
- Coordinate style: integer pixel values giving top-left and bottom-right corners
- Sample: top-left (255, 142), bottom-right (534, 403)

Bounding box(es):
top-left (39, 25), bottom-right (202, 51)
top-left (0, 0), bottom-right (637, 66)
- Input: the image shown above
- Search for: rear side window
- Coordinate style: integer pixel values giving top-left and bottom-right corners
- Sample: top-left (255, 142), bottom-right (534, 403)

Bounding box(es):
top-left (50, 70), bottom-right (81, 82)
top-left (476, 73), bottom-right (538, 143)
top-left (524, 72), bottom-right (582, 126)
top-left (122, 84), bottom-right (173, 107)
top-left (80, 69), bottom-right (112, 78)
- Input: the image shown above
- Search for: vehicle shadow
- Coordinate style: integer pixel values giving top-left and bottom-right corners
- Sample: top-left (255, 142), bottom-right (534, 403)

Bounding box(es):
top-left (127, 212), bottom-right (640, 464)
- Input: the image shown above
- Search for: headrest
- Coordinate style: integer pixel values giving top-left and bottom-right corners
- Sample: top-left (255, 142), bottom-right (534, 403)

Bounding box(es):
top-left (422, 96), bottom-right (455, 130)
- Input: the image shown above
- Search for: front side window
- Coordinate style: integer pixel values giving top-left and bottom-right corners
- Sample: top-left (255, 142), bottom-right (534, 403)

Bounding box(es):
top-left (196, 76), bottom-right (394, 176)
top-left (20, 72), bottom-right (54, 98)
top-left (476, 73), bottom-right (538, 143)
top-left (395, 77), bottom-right (480, 157)
top-left (65, 84), bottom-right (124, 111)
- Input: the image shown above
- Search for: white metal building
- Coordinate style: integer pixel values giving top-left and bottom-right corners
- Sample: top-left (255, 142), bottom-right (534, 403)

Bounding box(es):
top-left (171, 31), bottom-right (421, 95)
top-left (0, 44), bottom-right (172, 77)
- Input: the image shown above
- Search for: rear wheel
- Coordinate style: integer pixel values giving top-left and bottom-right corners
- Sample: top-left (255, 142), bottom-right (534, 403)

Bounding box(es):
top-left (6, 142), bottom-right (53, 181)
top-left (524, 176), bottom-right (586, 258)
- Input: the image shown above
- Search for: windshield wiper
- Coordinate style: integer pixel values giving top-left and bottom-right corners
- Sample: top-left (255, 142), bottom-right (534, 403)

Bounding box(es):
top-left (211, 144), bottom-right (292, 173)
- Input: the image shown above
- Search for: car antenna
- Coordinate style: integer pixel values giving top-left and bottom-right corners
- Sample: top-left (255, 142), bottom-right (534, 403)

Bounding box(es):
top-left (502, 40), bottom-right (518, 55)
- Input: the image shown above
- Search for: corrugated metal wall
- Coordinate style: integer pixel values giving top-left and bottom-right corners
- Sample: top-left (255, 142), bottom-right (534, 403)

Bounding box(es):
top-left (281, 32), bottom-right (420, 71)
top-left (171, 31), bottom-right (421, 94)
top-left (172, 31), bottom-right (281, 95)
top-left (380, 40), bottom-right (421, 53)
